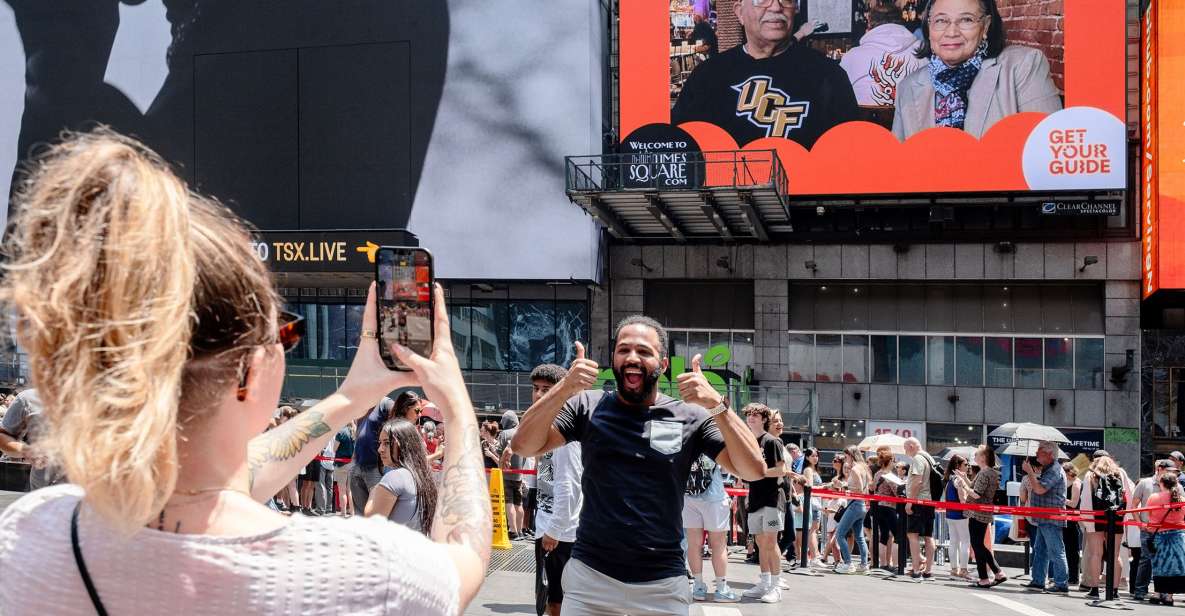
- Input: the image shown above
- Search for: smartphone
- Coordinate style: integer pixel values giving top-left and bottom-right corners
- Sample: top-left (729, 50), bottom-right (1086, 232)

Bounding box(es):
top-left (375, 246), bottom-right (434, 371)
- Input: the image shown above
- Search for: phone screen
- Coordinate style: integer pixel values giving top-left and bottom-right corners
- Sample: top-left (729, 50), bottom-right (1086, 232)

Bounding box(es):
top-left (376, 247), bottom-right (434, 371)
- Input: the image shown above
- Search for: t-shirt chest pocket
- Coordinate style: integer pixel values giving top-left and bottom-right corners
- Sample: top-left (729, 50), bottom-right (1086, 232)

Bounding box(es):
top-left (645, 420), bottom-right (683, 456)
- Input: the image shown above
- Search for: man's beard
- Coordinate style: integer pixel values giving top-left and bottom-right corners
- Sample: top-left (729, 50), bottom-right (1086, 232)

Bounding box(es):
top-left (613, 364), bottom-right (662, 404)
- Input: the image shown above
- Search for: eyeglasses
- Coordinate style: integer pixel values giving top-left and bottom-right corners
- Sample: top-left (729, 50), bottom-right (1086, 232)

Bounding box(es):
top-left (751, 0), bottom-right (796, 8)
top-left (277, 310), bottom-right (305, 352)
top-left (928, 14), bottom-right (986, 32)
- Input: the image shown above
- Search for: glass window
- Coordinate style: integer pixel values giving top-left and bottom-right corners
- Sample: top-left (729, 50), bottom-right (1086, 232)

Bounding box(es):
top-left (1045, 338), bottom-right (1073, 389)
top-left (842, 335), bottom-right (869, 383)
top-left (1075, 338), bottom-right (1105, 390)
top-left (730, 331), bottom-right (755, 373)
top-left (470, 301), bottom-right (509, 370)
top-left (925, 287), bottom-right (955, 332)
top-left (668, 330), bottom-right (691, 365)
top-left (954, 286), bottom-right (983, 333)
top-left (1042, 286), bottom-right (1075, 334)
top-left (555, 302), bottom-right (589, 367)
top-left (1071, 286), bottom-right (1105, 334)
top-left (450, 305), bottom-right (472, 370)
top-left (815, 286), bottom-right (843, 330)
top-left (843, 286), bottom-right (868, 330)
top-left (927, 336), bottom-right (955, 385)
top-left (345, 305), bottom-right (364, 360)
top-left (816, 334), bottom-right (842, 383)
top-left (789, 284), bottom-right (816, 330)
top-left (290, 303), bottom-right (347, 361)
top-left (867, 285), bottom-right (897, 331)
top-left (926, 423), bottom-right (983, 455)
top-left (1015, 337), bottom-right (1043, 388)
top-left (815, 419), bottom-right (869, 476)
top-left (509, 302), bottom-right (556, 371)
top-left (788, 334), bottom-right (814, 382)
top-left (956, 336), bottom-right (984, 386)
top-left (898, 286), bottom-right (925, 331)
top-left (871, 335), bottom-right (897, 384)
top-left (687, 331), bottom-right (711, 366)
top-left (985, 337), bottom-right (1013, 387)
top-left (983, 286), bottom-right (1013, 333)
top-left (1013, 287), bottom-right (1043, 333)
top-left (899, 335), bottom-right (926, 385)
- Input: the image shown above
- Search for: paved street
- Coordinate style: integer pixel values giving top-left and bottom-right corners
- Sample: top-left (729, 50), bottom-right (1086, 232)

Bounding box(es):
top-left (468, 545), bottom-right (1168, 616)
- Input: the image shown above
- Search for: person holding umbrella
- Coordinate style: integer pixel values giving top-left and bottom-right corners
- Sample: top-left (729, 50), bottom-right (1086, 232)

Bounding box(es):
top-left (1020, 441), bottom-right (1070, 594)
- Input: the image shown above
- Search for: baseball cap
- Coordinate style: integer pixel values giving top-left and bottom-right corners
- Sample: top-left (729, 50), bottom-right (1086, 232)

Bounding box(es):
top-left (1171, 451), bottom-right (1185, 463)
top-left (1091, 449), bottom-right (1110, 459)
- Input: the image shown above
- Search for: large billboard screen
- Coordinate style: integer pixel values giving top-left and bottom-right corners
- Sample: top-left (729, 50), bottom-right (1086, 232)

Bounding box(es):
top-left (0, 1), bottom-right (600, 281)
top-left (1142, 0), bottom-right (1185, 298)
top-left (621, 0), bottom-right (1126, 196)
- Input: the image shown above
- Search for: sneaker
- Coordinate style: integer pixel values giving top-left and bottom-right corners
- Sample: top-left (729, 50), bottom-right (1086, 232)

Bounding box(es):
top-left (854, 564), bottom-right (869, 575)
top-left (835, 563), bottom-right (852, 574)
top-left (713, 583), bottom-right (740, 603)
top-left (1022, 583), bottom-right (1046, 592)
top-left (742, 583), bottom-right (768, 599)
top-left (759, 586), bottom-right (782, 604)
top-left (776, 577), bottom-right (789, 590)
top-left (1085, 587), bottom-right (1100, 599)
top-left (691, 581), bottom-right (709, 602)
top-left (1044, 586), bottom-right (1070, 595)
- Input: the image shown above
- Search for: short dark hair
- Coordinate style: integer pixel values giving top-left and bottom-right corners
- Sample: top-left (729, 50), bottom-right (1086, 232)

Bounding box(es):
top-left (530, 363), bottom-right (568, 385)
top-left (742, 402), bottom-right (771, 431)
top-left (867, 0), bottom-right (905, 28)
top-left (915, 0), bottom-right (1006, 60)
top-left (977, 444), bottom-right (997, 469)
top-left (613, 315), bottom-right (669, 357)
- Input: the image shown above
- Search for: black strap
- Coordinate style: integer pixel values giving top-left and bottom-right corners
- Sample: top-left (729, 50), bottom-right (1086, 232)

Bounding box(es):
top-left (71, 502), bottom-right (109, 616)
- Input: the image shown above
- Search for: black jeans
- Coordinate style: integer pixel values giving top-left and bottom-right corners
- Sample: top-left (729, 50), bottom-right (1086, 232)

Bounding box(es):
top-left (968, 518), bottom-right (1002, 580)
top-left (1135, 531), bottom-right (1153, 597)
top-left (1063, 523), bottom-right (1081, 585)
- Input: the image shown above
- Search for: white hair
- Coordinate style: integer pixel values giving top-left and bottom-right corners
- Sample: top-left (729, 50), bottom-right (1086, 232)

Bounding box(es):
top-left (904, 437), bottom-right (921, 449)
top-left (1037, 440), bottom-right (1058, 455)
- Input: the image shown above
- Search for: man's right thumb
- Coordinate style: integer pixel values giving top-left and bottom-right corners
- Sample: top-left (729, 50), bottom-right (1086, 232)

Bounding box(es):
top-left (574, 341), bottom-right (586, 360)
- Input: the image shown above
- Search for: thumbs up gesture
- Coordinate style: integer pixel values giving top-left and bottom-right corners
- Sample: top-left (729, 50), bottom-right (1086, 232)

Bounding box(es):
top-left (676, 354), bottom-right (723, 410)
top-left (560, 341), bottom-right (600, 397)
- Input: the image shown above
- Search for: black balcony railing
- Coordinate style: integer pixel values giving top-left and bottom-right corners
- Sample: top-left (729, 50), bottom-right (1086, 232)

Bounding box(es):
top-left (565, 149), bottom-right (789, 195)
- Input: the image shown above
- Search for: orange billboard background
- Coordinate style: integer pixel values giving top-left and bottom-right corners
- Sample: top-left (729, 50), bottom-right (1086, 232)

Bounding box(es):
top-left (620, 0), bottom-right (1126, 196)
top-left (1144, 0), bottom-right (1185, 297)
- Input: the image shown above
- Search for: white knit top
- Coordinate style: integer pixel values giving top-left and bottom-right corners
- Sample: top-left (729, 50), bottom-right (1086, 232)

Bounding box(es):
top-left (0, 485), bottom-right (459, 615)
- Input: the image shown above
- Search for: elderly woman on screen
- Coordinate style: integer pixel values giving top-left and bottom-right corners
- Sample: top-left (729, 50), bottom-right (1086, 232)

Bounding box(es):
top-left (891, 0), bottom-right (1062, 140)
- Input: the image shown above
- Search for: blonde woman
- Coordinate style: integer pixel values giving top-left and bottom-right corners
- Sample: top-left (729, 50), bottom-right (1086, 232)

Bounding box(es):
top-left (834, 445), bottom-right (873, 574)
top-left (0, 130), bottom-right (490, 614)
top-left (1081, 455), bottom-right (1127, 598)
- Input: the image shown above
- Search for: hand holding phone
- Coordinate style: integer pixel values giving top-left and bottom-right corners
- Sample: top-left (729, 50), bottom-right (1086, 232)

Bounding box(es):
top-left (375, 246), bottom-right (435, 371)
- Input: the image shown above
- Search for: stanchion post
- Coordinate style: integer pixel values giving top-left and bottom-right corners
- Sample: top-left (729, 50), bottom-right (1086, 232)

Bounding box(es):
top-left (871, 500), bottom-right (880, 569)
top-left (1104, 508), bottom-right (1118, 601)
top-left (1024, 538), bottom-right (1030, 576)
top-left (800, 484), bottom-right (812, 566)
top-left (896, 502), bottom-right (907, 576)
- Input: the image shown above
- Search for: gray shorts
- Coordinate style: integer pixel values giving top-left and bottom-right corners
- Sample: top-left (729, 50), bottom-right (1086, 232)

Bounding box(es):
top-left (748, 506), bottom-right (784, 535)
top-left (559, 558), bottom-right (690, 616)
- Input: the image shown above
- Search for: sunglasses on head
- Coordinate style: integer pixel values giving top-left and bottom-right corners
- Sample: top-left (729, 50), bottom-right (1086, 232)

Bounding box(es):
top-left (277, 310), bottom-right (305, 352)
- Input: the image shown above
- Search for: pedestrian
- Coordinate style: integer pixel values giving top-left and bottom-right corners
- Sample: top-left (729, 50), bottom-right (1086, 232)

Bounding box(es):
top-left (365, 419), bottom-right (438, 534)
top-left (823, 453), bottom-right (849, 567)
top-left (1171, 452), bottom-right (1185, 489)
top-left (1062, 462), bottom-right (1083, 587)
top-left (1081, 455), bottom-right (1127, 598)
top-left (787, 442), bottom-right (805, 474)
top-left (1021, 441), bottom-right (1070, 594)
top-left (481, 422), bottom-right (502, 468)
top-left (834, 445), bottom-right (872, 574)
top-left (740, 403), bottom-right (789, 603)
top-left (796, 447), bottom-right (823, 567)
top-left (498, 410), bottom-right (528, 540)
top-left (510, 316), bottom-right (765, 616)
top-left (770, 410), bottom-right (798, 564)
top-left (684, 452), bottom-right (740, 602)
top-left (526, 364), bottom-right (583, 616)
top-left (872, 446), bottom-right (900, 571)
top-left (0, 388), bottom-right (61, 490)
top-left (0, 130), bottom-right (489, 613)
top-left (943, 454), bottom-right (972, 580)
top-left (1131, 459), bottom-right (1176, 601)
top-left (332, 424), bottom-right (356, 516)
top-left (349, 395), bottom-right (397, 511)
top-left (903, 437), bottom-right (938, 580)
top-left (953, 445), bottom-right (1007, 588)
top-left (1148, 471), bottom-right (1185, 606)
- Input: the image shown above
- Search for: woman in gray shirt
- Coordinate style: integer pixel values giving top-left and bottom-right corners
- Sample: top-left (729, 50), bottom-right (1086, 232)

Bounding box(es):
top-left (366, 419), bottom-right (438, 533)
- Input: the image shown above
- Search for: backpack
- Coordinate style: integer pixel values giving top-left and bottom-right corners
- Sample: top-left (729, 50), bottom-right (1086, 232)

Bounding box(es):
top-left (686, 454), bottom-right (717, 496)
top-left (1094, 473), bottom-right (1127, 510)
top-left (920, 453), bottom-right (943, 502)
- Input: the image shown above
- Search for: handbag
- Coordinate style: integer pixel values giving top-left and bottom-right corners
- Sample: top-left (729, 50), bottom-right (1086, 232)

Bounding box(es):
top-left (71, 502), bottom-right (109, 615)
top-left (833, 503), bottom-right (848, 523)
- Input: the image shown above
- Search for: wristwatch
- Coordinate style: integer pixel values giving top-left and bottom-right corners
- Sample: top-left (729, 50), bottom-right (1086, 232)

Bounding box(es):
top-left (707, 399), bottom-right (728, 418)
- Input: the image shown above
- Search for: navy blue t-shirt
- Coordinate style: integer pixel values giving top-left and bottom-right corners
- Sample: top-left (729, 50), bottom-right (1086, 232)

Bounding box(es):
top-left (352, 399), bottom-right (391, 469)
top-left (555, 390), bottom-right (726, 583)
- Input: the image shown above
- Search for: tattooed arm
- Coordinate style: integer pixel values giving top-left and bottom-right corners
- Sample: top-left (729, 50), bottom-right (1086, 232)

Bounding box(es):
top-left (247, 396), bottom-right (356, 502)
top-left (431, 403), bottom-right (490, 606)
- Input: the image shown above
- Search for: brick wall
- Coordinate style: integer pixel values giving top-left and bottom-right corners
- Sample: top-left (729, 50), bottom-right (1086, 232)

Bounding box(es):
top-left (714, 1), bottom-right (744, 52)
top-left (996, 0), bottom-right (1064, 92)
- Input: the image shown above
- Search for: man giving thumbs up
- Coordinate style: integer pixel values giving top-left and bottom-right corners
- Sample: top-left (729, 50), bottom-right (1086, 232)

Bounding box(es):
top-left (512, 315), bottom-right (763, 616)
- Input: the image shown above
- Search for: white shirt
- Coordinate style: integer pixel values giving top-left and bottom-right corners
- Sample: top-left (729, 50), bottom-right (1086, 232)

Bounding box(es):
top-left (0, 485), bottom-right (459, 615)
top-left (535, 442), bottom-right (583, 543)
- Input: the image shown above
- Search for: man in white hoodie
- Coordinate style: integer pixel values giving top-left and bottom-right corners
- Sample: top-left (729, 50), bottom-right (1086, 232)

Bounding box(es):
top-left (839, 0), bottom-right (926, 106)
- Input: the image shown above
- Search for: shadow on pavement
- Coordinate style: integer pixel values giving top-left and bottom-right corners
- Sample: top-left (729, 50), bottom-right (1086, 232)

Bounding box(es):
top-left (478, 604), bottom-right (535, 614)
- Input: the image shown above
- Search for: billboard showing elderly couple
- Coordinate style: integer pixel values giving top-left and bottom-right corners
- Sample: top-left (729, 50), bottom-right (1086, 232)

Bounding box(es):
top-left (630, 0), bottom-right (1126, 195)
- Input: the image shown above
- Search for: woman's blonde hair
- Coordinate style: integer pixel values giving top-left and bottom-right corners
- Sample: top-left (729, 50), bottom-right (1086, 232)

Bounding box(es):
top-left (1, 129), bottom-right (279, 533)
top-left (1090, 455), bottom-right (1121, 479)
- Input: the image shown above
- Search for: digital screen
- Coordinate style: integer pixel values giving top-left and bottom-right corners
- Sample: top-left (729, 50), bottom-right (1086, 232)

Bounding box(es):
top-left (378, 249), bottom-right (432, 363)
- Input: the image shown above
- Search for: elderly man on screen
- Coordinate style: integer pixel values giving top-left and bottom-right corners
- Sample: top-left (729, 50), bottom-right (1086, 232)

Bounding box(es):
top-left (891, 0), bottom-right (1062, 140)
top-left (1020, 441), bottom-right (1070, 595)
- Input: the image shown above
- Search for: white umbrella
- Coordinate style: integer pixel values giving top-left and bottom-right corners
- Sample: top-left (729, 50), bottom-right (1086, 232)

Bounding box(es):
top-left (988, 422), bottom-right (1070, 444)
top-left (997, 440), bottom-right (1069, 460)
top-left (938, 446), bottom-right (978, 462)
top-left (857, 433), bottom-right (907, 455)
